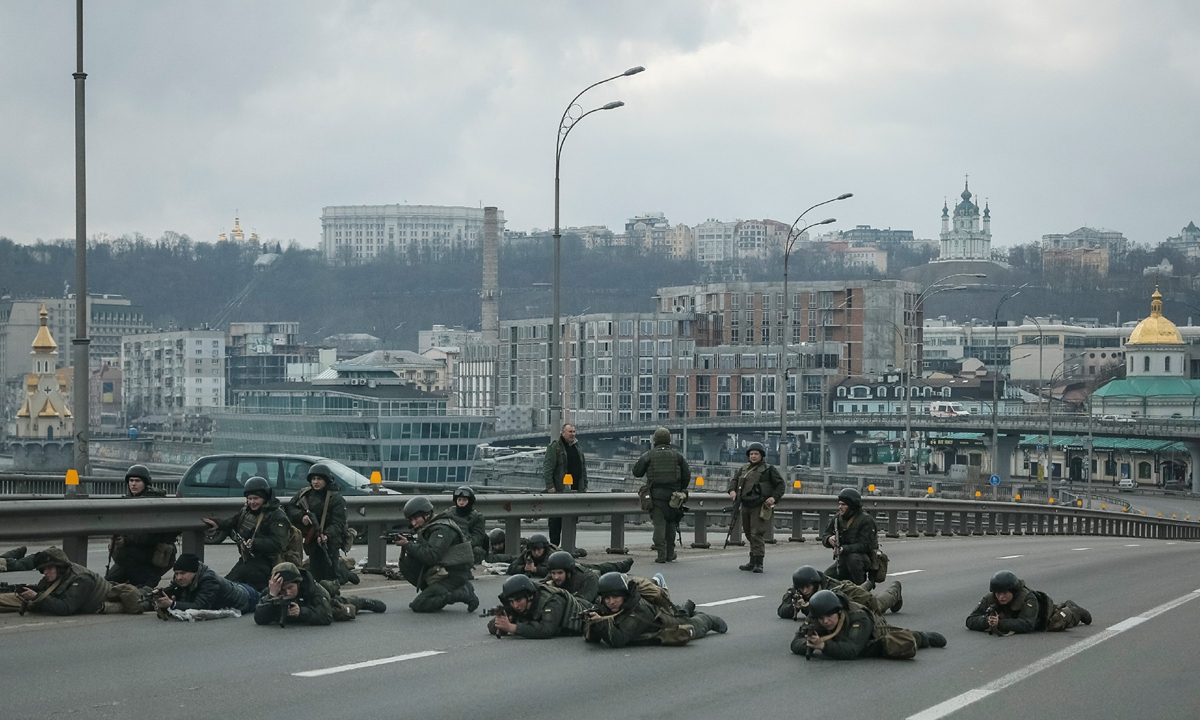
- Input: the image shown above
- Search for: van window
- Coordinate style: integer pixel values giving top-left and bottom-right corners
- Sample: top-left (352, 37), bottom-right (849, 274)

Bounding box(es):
top-left (233, 458), bottom-right (281, 488)
top-left (185, 459), bottom-right (232, 488)
top-left (283, 460), bottom-right (315, 491)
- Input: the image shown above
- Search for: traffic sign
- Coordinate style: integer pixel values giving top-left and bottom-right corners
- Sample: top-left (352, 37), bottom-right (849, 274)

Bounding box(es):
top-left (989, 474), bottom-right (1001, 486)
top-left (1036, 444), bottom-right (1045, 451)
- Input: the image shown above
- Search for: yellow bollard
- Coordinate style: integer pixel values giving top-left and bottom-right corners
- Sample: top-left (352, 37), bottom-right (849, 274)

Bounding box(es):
top-left (927, 486), bottom-right (934, 494)
top-left (696, 476), bottom-right (705, 487)
top-left (1048, 498), bottom-right (1055, 504)
top-left (1015, 493), bottom-right (1022, 501)
top-left (868, 484), bottom-right (876, 493)
top-left (65, 468), bottom-right (80, 487)
top-left (369, 471), bottom-right (382, 485)
top-left (1102, 503), bottom-right (1107, 510)
top-left (974, 491), bottom-right (981, 498)
top-left (563, 473), bottom-right (574, 487)
top-left (793, 480), bottom-right (802, 489)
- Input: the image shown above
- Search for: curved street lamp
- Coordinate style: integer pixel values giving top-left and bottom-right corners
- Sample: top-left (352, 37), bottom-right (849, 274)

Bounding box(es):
top-left (989, 283), bottom-right (1028, 498)
top-left (549, 66), bottom-right (644, 435)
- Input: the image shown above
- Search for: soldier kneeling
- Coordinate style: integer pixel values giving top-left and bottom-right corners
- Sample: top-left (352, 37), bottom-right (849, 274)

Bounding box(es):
top-left (488, 574), bottom-right (591, 639)
top-left (794, 589), bottom-right (945, 660)
top-left (966, 571), bottom-right (1091, 636)
top-left (583, 572), bottom-right (726, 648)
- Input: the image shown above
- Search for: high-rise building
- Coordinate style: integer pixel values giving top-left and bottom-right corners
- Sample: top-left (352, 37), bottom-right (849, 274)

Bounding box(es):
top-left (320, 205), bottom-right (505, 264)
top-left (121, 329), bottom-right (226, 421)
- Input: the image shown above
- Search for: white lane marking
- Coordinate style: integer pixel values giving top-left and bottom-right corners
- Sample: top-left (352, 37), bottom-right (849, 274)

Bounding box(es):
top-left (1125, 544), bottom-right (1140, 547)
top-left (890, 569), bottom-right (924, 577)
top-left (1071, 547), bottom-right (1092, 551)
top-left (907, 589), bottom-right (1200, 720)
top-left (0, 620), bottom-right (78, 632)
top-left (996, 555), bottom-right (1024, 559)
top-left (293, 650), bottom-right (445, 677)
top-left (1166, 542), bottom-right (1177, 545)
top-left (696, 595), bottom-right (764, 607)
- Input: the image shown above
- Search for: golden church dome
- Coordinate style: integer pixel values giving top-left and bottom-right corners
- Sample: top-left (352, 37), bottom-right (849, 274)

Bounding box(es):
top-left (1127, 287), bottom-right (1183, 345)
top-left (31, 304), bottom-right (58, 353)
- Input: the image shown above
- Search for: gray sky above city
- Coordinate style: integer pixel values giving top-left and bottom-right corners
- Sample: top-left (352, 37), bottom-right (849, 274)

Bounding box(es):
top-left (2, 0), bottom-right (1198, 249)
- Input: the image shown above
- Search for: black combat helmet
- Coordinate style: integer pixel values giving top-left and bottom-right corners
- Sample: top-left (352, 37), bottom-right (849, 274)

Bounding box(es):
top-left (807, 589), bottom-right (844, 618)
top-left (546, 550), bottom-right (575, 572)
top-left (453, 486), bottom-right (476, 509)
top-left (125, 464), bottom-right (151, 483)
top-left (498, 574), bottom-right (539, 603)
top-left (837, 487), bottom-right (862, 510)
top-left (487, 527), bottom-right (505, 548)
top-left (792, 565), bottom-right (822, 590)
top-left (527, 533), bottom-right (550, 549)
top-left (307, 462), bottom-right (334, 485)
top-left (746, 442), bottom-right (767, 460)
top-left (403, 496), bottom-right (435, 520)
top-left (242, 476), bottom-right (273, 501)
top-left (597, 572), bottom-right (631, 598)
top-left (990, 570), bottom-right (1019, 594)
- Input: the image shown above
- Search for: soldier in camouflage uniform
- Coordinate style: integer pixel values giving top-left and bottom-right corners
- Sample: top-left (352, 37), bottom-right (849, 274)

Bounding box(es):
top-left (447, 486), bottom-right (488, 564)
top-left (778, 565), bottom-right (902, 619)
top-left (793, 589), bottom-right (945, 660)
top-left (819, 487), bottom-right (878, 584)
top-left (632, 427), bottom-right (690, 563)
top-left (203, 476), bottom-right (293, 592)
top-left (584, 572), bottom-right (727, 648)
top-left (284, 462), bottom-right (355, 585)
top-left (316, 579), bottom-right (386, 620)
top-left (0, 546), bottom-right (143, 616)
top-left (966, 570), bottom-right (1091, 635)
top-left (254, 562), bottom-right (334, 626)
top-left (106, 464), bottom-right (177, 588)
top-left (488, 574), bottom-right (591, 639)
top-left (726, 442), bottom-right (785, 573)
top-left (391, 496), bottom-right (480, 613)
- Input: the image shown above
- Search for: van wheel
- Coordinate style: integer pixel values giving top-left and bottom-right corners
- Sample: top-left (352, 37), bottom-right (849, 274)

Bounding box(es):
top-left (204, 529), bottom-right (228, 545)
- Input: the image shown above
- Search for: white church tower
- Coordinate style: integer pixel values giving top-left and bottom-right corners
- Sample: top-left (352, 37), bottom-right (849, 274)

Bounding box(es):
top-left (938, 177), bottom-right (992, 261)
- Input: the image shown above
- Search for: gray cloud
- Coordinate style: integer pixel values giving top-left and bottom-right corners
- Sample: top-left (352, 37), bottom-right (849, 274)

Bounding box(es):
top-left (1, 0), bottom-right (1197, 249)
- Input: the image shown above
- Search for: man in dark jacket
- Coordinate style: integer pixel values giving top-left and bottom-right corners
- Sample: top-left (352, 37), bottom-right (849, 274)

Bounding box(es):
top-left (254, 562), bottom-right (334, 626)
top-left (819, 487), bottom-right (878, 584)
top-left (203, 476), bottom-right (293, 592)
top-left (106, 464), bottom-right (177, 588)
top-left (0, 546), bottom-right (142, 616)
top-left (584, 572), bottom-right (726, 648)
top-left (446, 486), bottom-right (488, 564)
top-left (632, 427), bottom-right (690, 563)
top-left (966, 570), bottom-right (1091, 635)
top-left (793, 590), bottom-right (945, 660)
top-left (506, 533), bottom-right (555, 577)
top-left (391, 496), bottom-right (480, 613)
top-left (543, 423), bottom-right (588, 546)
top-left (544, 550), bottom-right (633, 600)
top-left (488, 574), bottom-right (591, 639)
top-left (726, 442), bottom-right (785, 572)
top-left (778, 565), bottom-right (902, 619)
top-left (152, 553), bottom-right (259, 615)
top-left (285, 462), bottom-right (354, 585)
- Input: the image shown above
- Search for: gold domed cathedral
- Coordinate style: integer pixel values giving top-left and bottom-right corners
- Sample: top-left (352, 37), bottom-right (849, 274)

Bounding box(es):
top-left (11, 305), bottom-right (75, 471)
top-left (1092, 288), bottom-right (1200, 420)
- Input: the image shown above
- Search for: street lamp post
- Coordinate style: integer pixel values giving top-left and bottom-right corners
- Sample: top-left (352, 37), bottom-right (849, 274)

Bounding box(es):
top-left (72, 0), bottom-right (91, 480)
top-left (779, 195), bottom-right (849, 475)
top-left (549, 66), bottom-right (643, 436)
top-left (1024, 315), bottom-right (1049, 481)
top-left (990, 285), bottom-right (1026, 499)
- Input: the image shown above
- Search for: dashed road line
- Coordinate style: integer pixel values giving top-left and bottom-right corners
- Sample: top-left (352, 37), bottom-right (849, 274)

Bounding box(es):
top-left (996, 555), bottom-right (1024, 559)
top-left (1071, 547), bottom-right (1092, 551)
top-left (906, 589), bottom-right (1200, 720)
top-left (293, 650), bottom-right (445, 677)
top-left (1125, 544), bottom-right (1140, 547)
top-left (696, 595), bottom-right (764, 608)
top-left (889, 569), bottom-right (924, 577)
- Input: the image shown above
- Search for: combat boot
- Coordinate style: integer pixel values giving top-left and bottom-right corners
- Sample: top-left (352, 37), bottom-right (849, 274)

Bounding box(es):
top-left (751, 556), bottom-right (764, 573)
top-left (1066, 600), bottom-right (1091, 625)
top-left (449, 582), bottom-right (480, 612)
top-left (360, 597), bottom-right (387, 614)
top-left (666, 545), bottom-right (678, 562)
top-left (925, 631), bottom-right (947, 648)
top-left (615, 558), bottom-right (634, 573)
top-left (655, 549), bottom-right (668, 564)
top-left (1, 546), bottom-right (26, 561)
top-left (739, 554), bottom-right (756, 571)
top-left (889, 581), bottom-right (903, 613)
top-left (682, 599), bottom-right (696, 617)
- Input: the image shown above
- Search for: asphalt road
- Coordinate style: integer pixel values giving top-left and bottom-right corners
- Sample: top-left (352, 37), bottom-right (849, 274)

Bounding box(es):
top-left (2, 532), bottom-right (1198, 720)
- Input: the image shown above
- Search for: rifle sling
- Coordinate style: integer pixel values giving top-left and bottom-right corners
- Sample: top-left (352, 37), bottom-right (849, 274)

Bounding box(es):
top-left (30, 576), bottom-right (64, 605)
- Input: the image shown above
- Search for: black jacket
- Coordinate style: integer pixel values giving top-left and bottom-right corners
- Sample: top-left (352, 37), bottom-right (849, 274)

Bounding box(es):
top-left (168, 561), bottom-right (251, 612)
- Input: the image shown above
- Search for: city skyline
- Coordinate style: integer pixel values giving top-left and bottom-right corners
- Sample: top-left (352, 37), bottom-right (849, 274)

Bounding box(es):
top-left (1, 1), bottom-right (1198, 249)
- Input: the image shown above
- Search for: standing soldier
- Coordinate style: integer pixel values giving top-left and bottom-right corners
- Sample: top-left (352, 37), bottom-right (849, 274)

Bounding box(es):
top-left (777, 565), bottom-right (902, 619)
top-left (390, 496), bottom-right (480, 613)
top-left (447, 486), bottom-right (488, 564)
top-left (819, 487), bottom-right (878, 584)
top-left (966, 570), bottom-right (1091, 635)
top-left (543, 423), bottom-right (588, 547)
top-left (285, 463), bottom-right (354, 585)
top-left (106, 464), bottom-right (177, 588)
top-left (632, 427), bottom-right (690, 564)
top-left (793, 589), bottom-right (945, 660)
top-left (203, 476), bottom-right (293, 592)
top-left (726, 442), bottom-right (785, 573)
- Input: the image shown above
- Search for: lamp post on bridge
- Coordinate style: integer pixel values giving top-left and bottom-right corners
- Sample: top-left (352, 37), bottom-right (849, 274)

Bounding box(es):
top-left (990, 284), bottom-right (1026, 499)
top-left (549, 66), bottom-right (643, 437)
top-left (71, 0), bottom-right (91, 481)
top-left (778, 196), bottom-right (849, 476)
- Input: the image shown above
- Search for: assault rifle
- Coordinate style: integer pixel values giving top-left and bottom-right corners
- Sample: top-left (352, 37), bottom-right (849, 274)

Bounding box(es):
top-left (302, 509), bottom-right (324, 546)
top-left (722, 499), bottom-right (741, 549)
top-left (228, 527), bottom-right (253, 563)
top-left (381, 529), bottom-right (417, 544)
top-left (797, 617), bottom-right (820, 661)
top-left (260, 593), bottom-right (301, 628)
top-left (0, 583), bottom-right (36, 616)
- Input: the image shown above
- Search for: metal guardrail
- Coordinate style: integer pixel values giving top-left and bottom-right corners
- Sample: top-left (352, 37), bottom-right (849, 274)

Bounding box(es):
top-left (0, 475), bottom-right (181, 497)
top-left (0, 493), bottom-right (1194, 574)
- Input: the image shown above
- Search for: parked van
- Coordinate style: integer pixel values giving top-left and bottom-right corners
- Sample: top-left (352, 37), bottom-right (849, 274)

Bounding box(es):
top-left (930, 401), bottom-right (969, 418)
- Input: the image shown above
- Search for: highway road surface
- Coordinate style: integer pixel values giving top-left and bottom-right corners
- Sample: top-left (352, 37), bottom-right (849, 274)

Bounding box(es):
top-left (2, 531), bottom-right (1198, 720)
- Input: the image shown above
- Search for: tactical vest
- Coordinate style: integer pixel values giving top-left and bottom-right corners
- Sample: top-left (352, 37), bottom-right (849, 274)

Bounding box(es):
top-left (424, 517), bottom-right (475, 568)
top-left (540, 583), bottom-right (590, 634)
top-left (736, 463), bottom-right (768, 507)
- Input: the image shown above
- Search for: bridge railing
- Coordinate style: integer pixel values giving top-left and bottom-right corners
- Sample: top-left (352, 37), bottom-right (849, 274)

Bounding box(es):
top-left (0, 493), bottom-right (1194, 574)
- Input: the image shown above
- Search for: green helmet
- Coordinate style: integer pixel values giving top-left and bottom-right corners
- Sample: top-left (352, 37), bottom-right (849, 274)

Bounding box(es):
top-left (487, 527), bottom-right (505, 546)
top-left (837, 487), bottom-right (862, 510)
top-left (242, 476), bottom-right (273, 500)
top-left (527, 533), bottom-right (550, 549)
top-left (746, 442), bottom-right (767, 459)
top-left (990, 570), bottom-right (1019, 594)
top-left (125, 464), bottom-right (151, 483)
top-left (597, 572), bottom-right (630, 598)
top-left (498, 575), bottom-right (539, 603)
top-left (403, 496), bottom-right (435, 520)
top-left (652, 427), bottom-right (672, 446)
top-left (546, 550), bottom-right (575, 572)
top-left (808, 589), bottom-right (844, 618)
top-left (792, 565), bottom-right (822, 590)
top-left (307, 462), bottom-right (335, 484)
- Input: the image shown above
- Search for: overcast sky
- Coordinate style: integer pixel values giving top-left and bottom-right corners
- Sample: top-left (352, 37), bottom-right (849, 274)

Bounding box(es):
top-left (2, 0), bottom-right (1198, 249)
